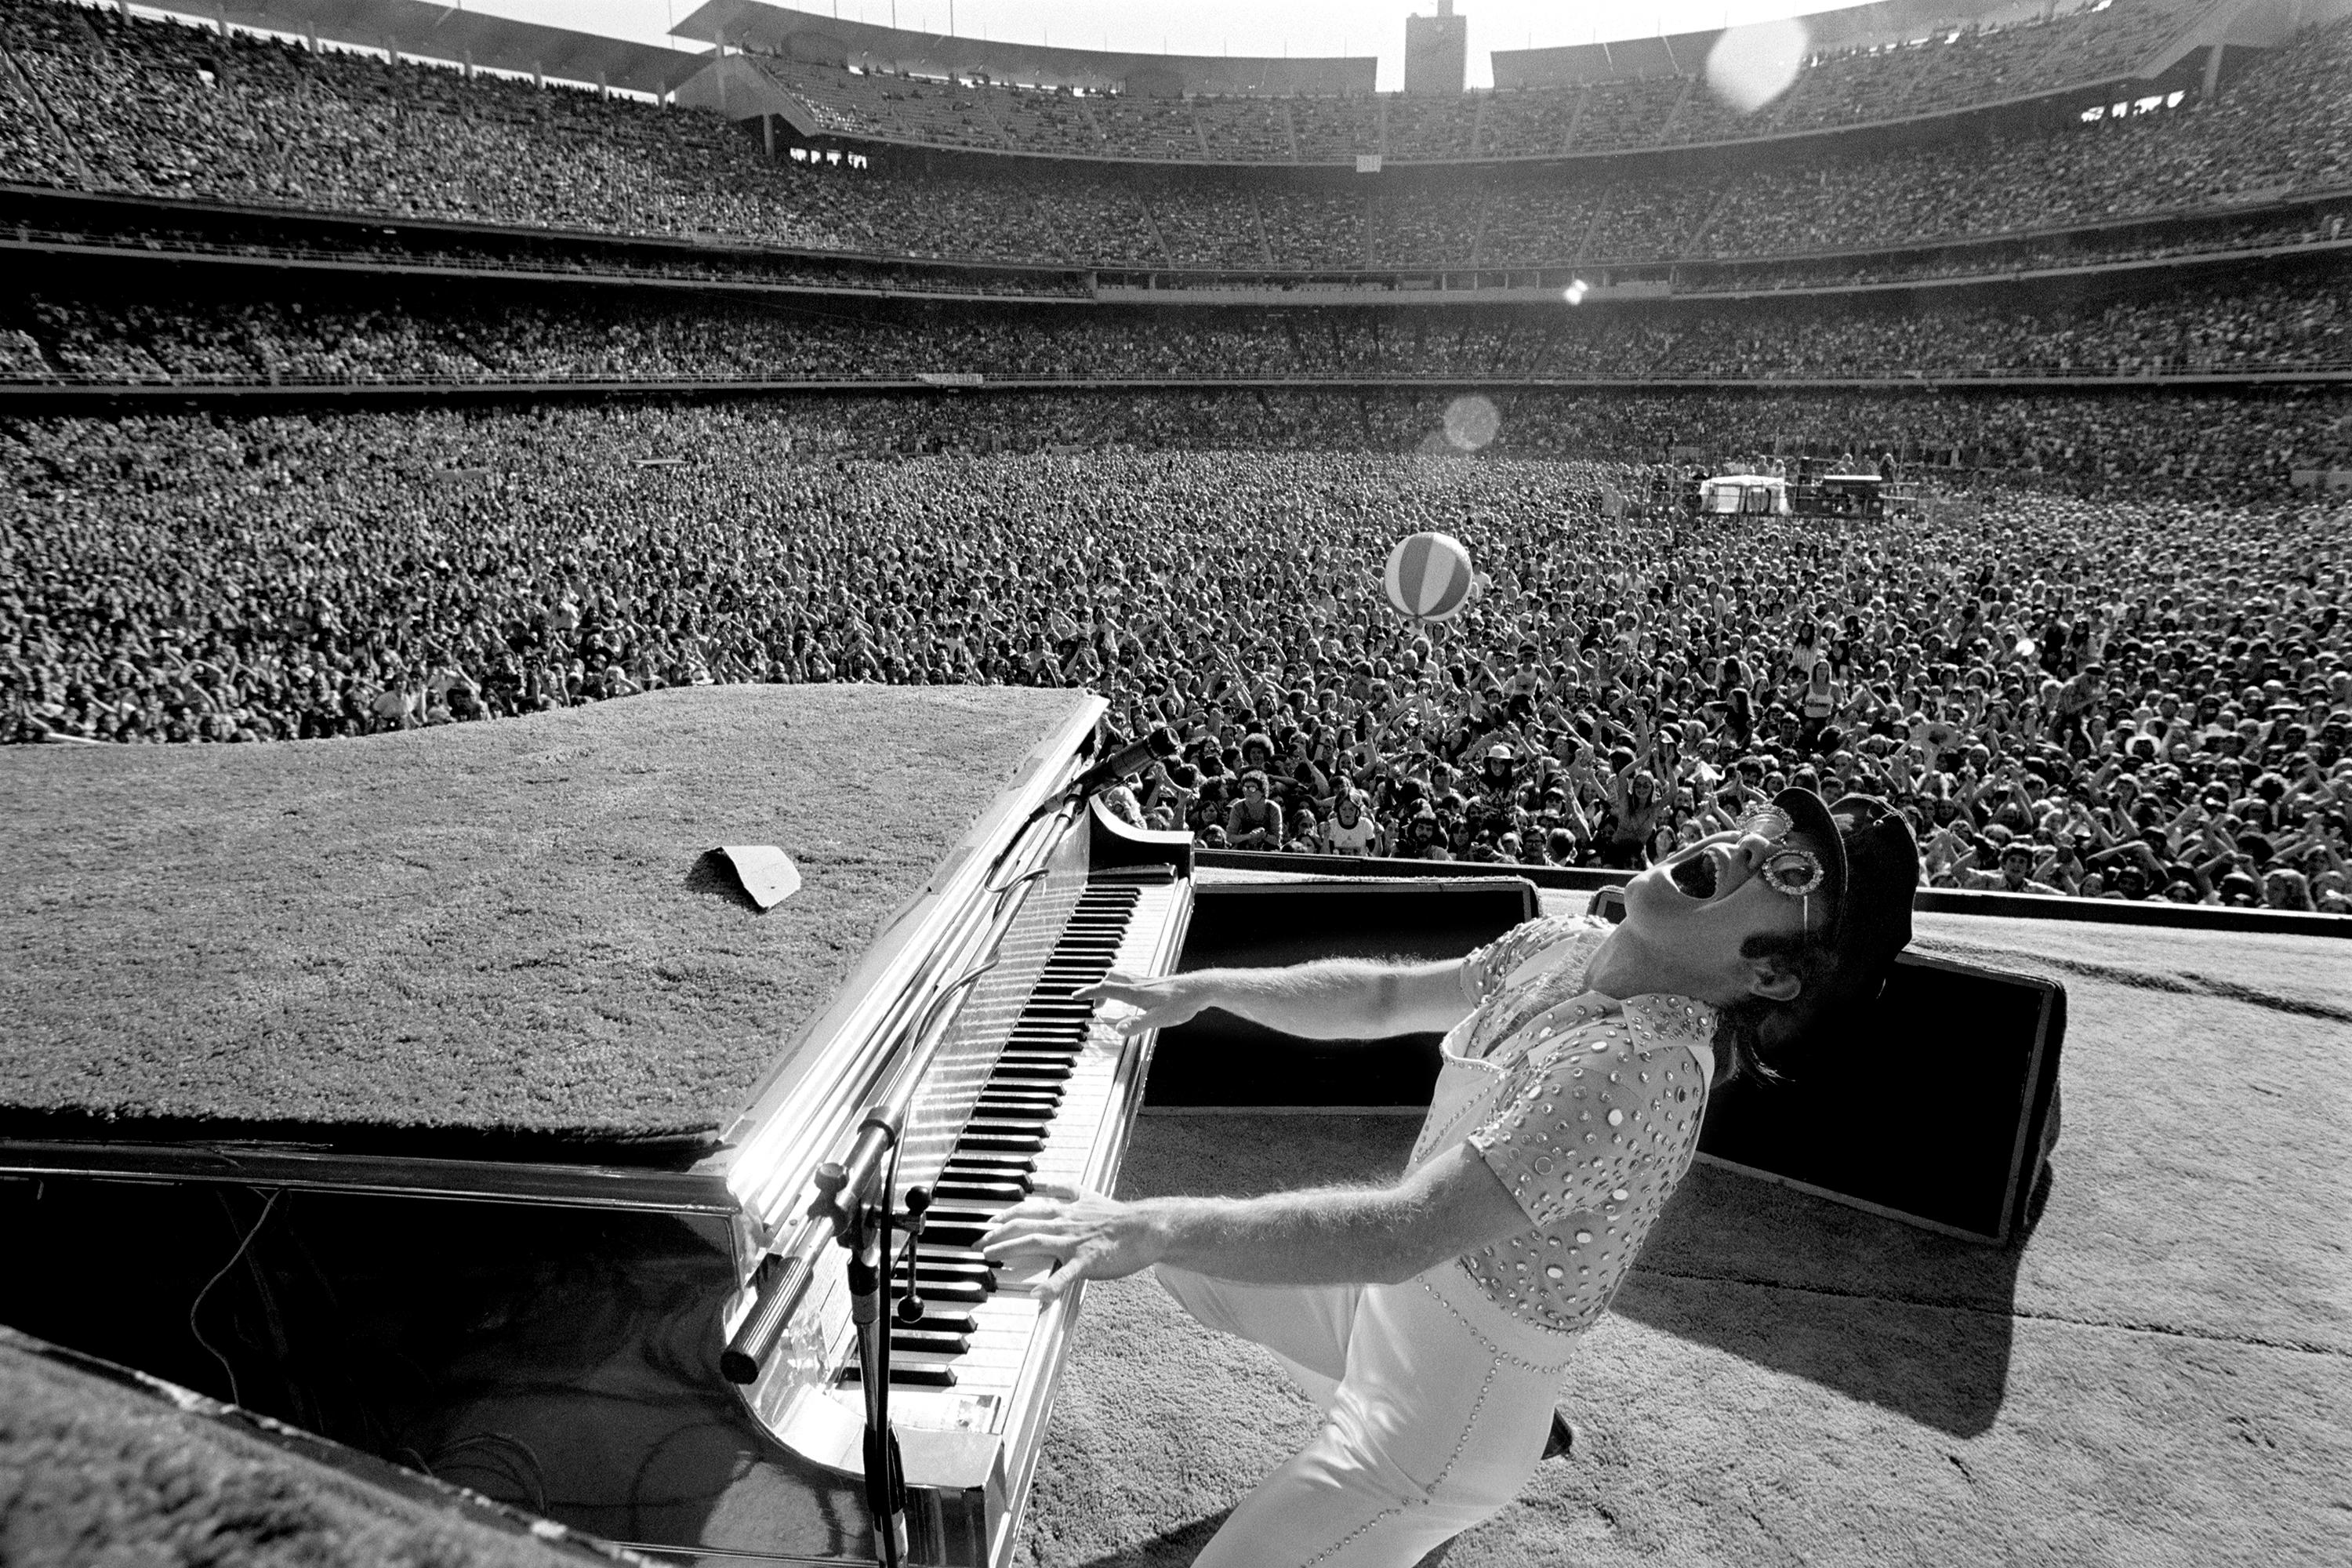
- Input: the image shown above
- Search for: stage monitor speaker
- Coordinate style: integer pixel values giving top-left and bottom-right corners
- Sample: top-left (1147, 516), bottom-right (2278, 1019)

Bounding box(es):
top-left (1699, 953), bottom-right (2065, 1245)
top-left (1592, 887), bottom-right (2065, 1246)
top-left (1146, 878), bottom-right (1537, 1110)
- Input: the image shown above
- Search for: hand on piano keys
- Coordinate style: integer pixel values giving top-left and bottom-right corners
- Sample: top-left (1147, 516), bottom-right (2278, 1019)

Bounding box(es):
top-left (977, 1181), bottom-right (1164, 1304)
top-left (1073, 968), bottom-right (1209, 1037)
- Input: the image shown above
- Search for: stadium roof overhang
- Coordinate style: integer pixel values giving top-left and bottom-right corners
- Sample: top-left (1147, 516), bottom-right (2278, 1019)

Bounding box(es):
top-left (1492, 0), bottom-right (2078, 87)
top-left (191, 1), bottom-right (712, 96)
top-left (671, 0), bottom-right (1376, 96)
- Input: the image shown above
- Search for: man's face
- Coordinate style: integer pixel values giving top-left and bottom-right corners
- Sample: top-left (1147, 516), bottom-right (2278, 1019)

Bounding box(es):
top-left (1619, 824), bottom-right (1829, 1006)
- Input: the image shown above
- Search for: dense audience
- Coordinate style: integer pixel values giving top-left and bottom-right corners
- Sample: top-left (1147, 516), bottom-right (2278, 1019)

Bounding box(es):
top-left (0, 1), bottom-right (2345, 275)
top-left (3, 397), bottom-right (2347, 915)
top-left (9, 272), bottom-right (2345, 388)
top-left (770, 0), bottom-right (2212, 160)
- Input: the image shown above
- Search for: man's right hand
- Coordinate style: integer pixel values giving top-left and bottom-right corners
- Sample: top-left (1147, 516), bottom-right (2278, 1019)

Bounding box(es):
top-left (1076, 969), bottom-right (1211, 1036)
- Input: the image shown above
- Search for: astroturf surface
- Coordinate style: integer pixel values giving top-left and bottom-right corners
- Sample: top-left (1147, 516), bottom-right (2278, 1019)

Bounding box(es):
top-left (0, 1329), bottom-right (599, 1568)
top-left (1018, 913), bottom-right (2350, 1568)
top-left (0, 686), bottom-right (1087, 1149)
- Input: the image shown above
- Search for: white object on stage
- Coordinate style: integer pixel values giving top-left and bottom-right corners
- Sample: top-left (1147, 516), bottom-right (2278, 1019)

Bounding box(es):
top-left (716, 844), bottom-right (801, 910)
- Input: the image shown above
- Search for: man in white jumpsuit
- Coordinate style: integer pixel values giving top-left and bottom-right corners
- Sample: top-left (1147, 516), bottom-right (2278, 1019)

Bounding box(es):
top-left (982, 791), bottom-right (1919, 1567)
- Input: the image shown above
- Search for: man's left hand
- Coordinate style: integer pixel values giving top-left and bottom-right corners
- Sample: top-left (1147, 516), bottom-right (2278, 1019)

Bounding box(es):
top-left (978, 1182), bottom-right (1163, 1302)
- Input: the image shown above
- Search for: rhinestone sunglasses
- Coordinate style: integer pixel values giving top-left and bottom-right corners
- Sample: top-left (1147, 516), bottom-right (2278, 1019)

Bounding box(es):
top-left (1734, 803), bottom-right (1827, 898)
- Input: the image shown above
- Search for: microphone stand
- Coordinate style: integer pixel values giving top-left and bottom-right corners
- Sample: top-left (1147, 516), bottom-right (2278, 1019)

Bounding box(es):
top-left (813, 1129), bottom-right (931, 1568)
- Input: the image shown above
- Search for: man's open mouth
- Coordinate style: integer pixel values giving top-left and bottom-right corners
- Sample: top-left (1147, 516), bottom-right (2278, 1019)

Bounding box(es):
top-left (1668, 853), bottom-right (1719, 899)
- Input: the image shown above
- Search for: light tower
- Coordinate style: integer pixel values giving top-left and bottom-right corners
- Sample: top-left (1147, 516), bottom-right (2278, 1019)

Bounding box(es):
top-left (1404, 1), bottom-right (1468, 96)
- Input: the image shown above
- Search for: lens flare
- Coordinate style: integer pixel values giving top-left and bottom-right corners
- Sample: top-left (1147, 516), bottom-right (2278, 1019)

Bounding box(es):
top-left (1443, 394), bottom-right (1501, 452)
top-left (1704, 18), bottom-right (1809, 116)
top-left (1563, 278), bottom-right (1588, 306)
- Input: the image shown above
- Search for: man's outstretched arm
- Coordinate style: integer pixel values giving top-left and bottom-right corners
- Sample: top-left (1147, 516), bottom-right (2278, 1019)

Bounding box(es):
top-left (978, 1142), bottom-right (1530, 1301)
top-left (1079, 956), bottom-right (1474, 1042)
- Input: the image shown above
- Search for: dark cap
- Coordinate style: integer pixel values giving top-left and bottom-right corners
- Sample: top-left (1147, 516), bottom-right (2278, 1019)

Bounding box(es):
top-left (1772, 789), bottom-right (1919, 1040)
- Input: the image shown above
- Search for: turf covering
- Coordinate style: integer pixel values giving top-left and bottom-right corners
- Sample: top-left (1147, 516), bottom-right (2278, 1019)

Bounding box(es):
top-left (1018, 913), bottom-right (2349, 1567)
top-left (0, 686), bottom-right (1088, 1145)
top-left (0, 1329), bottom-right (604, 1568)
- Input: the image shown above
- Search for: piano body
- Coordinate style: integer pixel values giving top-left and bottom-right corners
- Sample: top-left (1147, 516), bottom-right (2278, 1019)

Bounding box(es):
top-left (0, 687), bottom-right (1192, 1566)
top-left (717, 770), bottom-right (1196, 1564)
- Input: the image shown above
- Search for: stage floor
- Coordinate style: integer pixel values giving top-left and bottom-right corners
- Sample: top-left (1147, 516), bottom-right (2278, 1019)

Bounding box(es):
top-left (1021, 906), bottom-right (2350, 1568)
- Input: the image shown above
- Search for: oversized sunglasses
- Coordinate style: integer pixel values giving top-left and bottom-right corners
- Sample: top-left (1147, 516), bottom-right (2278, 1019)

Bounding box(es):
top-left (1734, 804), bottom-right (1827, 898)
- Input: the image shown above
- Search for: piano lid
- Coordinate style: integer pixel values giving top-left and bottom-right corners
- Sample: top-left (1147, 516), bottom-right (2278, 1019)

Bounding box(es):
top-left (0, 685), bottom-right (1102, 1204)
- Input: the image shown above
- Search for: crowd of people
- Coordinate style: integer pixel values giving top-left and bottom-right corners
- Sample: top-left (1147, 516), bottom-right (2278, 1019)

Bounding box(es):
top-left (760, 0), bottom-right (2207, 161)
top-left (0, 1), bottom-right (2344, 276)
top-left (10, 270), bottom-right (2347, 388)
top-left (4, 400), bottom-right (2346, 914)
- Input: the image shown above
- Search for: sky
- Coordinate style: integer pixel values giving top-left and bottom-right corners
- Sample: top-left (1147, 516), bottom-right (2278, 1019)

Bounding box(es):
top-left (456, 1), bottom-right (1896, 91)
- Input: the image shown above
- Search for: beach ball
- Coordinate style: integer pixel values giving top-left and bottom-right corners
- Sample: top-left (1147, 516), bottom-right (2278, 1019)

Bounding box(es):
top-left (1385, 532), bottom-right (1475, 622)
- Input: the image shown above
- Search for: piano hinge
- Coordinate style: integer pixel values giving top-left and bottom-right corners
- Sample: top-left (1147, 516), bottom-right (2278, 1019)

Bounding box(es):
top-left (1087, 864), bottom-right (1177, 885)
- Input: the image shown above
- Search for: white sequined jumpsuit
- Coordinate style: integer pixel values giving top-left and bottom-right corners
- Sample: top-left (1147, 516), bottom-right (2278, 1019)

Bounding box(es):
top-left (1156, 915), bottom-right (1719, 1567)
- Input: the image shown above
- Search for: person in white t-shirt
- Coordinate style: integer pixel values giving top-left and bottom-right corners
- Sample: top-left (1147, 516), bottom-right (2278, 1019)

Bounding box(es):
top-left (1322, 790), bottom-right (1381, 857)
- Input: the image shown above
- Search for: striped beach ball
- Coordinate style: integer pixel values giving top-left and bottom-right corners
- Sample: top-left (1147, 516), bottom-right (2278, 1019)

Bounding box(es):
top-left (1385, 532), bottom-right (1475, 622)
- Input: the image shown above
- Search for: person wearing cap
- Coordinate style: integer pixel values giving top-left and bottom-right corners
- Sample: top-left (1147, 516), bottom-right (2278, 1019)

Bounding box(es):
top-left (982, 793), bottom-right (1919, 1568)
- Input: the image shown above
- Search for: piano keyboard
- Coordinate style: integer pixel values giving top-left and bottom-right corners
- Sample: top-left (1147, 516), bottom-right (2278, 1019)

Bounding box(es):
top-left (823, 873), bottom-right (1182, 1432)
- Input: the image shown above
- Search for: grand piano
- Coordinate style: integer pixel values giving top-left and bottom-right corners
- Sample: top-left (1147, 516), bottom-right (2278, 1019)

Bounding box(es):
top-left (0, 685), bottom-right (1195, 1566)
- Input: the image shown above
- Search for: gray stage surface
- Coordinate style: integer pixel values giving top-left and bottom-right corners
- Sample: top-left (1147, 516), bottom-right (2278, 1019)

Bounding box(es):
top-left (1018, 898), bottom-right (2350, 1568)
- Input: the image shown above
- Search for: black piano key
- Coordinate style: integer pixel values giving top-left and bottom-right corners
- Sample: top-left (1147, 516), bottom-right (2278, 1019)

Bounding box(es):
top-left (942, 1158), bottom-right (1033, 1181)
top-left (960, 1128), bottom-right (1049, 1149)
top-left (964, 1128), bottom-right (1058, 1152)
top-left (913, 1253), bottom-right (997, 1279)
top-left (909, 1276), bottom-right (989, 1305)
top-left (956, 1134), bottom-right (1047, 1156)
top-left (911, 1260), bottom-right (996, 1287)
top-left (897, 1310), bottom-right (978, 1335)
top-left (968, 1106), bottom-right (1053, 1127)
top-left (942, 1152), bottom-right (1036, 1174)
top-left (975, 1084), bottom-right (1062, 1103)
top-left (988, 1062), bottom-right (1073, 1083)
top-left (890, 1329), bottom-right (971, 1356)
top-left (934, 1181), bottom-right (1027, 1208)
top-left (837, 1364), bottom-right (958, 1388)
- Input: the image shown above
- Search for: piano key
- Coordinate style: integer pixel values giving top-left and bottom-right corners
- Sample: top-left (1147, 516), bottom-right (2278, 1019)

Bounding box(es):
top-left (968, 1102), bottom-right (1054, 1124)
top-left (910, 1276), bottom-right (990, 1306)
top-left (988, 1062), bottom-right (1073, 1083)
top-left (837, 1364), bottom-right (958, 1388)
top-left (955, 1134), bottom-right (1047, 1156)
top-left (941, 1166), bottom-right (1035, 1189)
top-left (931, 1184), bottom-right (1026, 1210)
top-left (992, 1053), bottom-right (1080, 1072)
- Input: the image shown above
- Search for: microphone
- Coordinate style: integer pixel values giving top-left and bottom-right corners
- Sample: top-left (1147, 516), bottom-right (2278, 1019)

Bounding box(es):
top-left (1070, 725), bottom-right (1180, 795)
